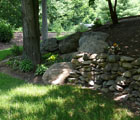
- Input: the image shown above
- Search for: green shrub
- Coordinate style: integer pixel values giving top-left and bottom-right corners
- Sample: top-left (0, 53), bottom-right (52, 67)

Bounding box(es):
top-left (6, 57), bottom-right (20, 70)
top-left (35, 64), bottom-right (48, 76)
top-left (11, 45), bottom-right (22, 56)
top-left (19, 59), bottom-right (33, 72)
top-left (94, 18), bottom-right (102, 27)
top-left (75, 24), bottom-right (88, 33)
top-left (42, 53), bottom-right (64, 66)
top-left (0, 20), bottom-right (13, 43)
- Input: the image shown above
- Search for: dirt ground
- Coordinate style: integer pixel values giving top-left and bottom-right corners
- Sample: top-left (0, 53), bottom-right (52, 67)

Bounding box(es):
top-left (92, 16), bottom-right (140, 58)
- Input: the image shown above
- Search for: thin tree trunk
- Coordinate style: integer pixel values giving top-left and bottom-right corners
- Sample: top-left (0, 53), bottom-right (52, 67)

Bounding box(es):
top-left (41, 0), bottom-right (48, 48)
top-left (107, 0), bottom-right (118, 24)
top-left (21, 0), bottom-right (41, 65)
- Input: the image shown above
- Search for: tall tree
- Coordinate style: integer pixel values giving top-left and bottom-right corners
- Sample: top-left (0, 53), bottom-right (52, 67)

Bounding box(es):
top-left (41, 0), bottom-right (48, 48)
top-left (89, 0), bottom-right (118, 24)
top-left (21, 0), bottom-right (41, 65)
top-left (107, 0), bottom-right (118, 24)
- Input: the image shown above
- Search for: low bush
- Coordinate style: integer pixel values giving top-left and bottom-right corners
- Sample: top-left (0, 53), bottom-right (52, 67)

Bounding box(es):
top-left (42, 53), bottom-right (64, 66)
top-left (19, 59), bottom-right (34, 72)
top-left (35, 64), bottom-right (48, 76)
top-left (11, 45), bottom-right (22, 56)
top-left (0, 20), bottom-right (13, 43)
top-left (75, 24), bottom-right (89, 33)
top-left (7, 58), bottom-right (33, 72)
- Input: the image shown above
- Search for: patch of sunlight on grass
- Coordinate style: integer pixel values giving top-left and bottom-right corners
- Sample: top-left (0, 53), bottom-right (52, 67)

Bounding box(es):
top-left (0, 73), bottom-right (140, 120)
top-left (0, 48), bottom-right (12, 61)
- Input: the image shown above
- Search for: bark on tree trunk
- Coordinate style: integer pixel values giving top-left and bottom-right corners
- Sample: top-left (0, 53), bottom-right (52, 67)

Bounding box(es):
top-left (41, 0), bottom-right (48, 48)
top-left (21, 0), bottom-right (41, 65)
top-left (107, 0), bottom-right (118, 24)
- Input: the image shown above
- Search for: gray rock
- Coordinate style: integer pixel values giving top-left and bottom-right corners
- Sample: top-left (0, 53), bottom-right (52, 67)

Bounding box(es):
top-left (132, 58), bottom-right (140, 66)
top-left (88, 80), bottom-right (94, 86)
top-left (97, 53), bottom-right (108, 59)
top-left (107, 55), bottom-right (117, 63)
top-left (89, 54), bottom-right (98, 59)
top-left (112, 63), bottom-right (119, 71)
top-left (115, 85), bottom-right (123, 91)
top-left (137, 68), bottom-right (140, 74)
top-left (42, 62), bottom-right (73, 85)
top-left (122, 63), bottom-right (133, 69)
top-left (106, 80), bottom-right (115, 86)
top-left (61, 52), bottom-right (78, 61)
top-left (104, 63), bottom-right (112, 72)
top-left (59, 32), bottom-right (82, 54)
top-left (71, 59), bottom-right (81, 67)
top-left (122, 71), bottom-right (132, 78)
top-left (116, 76), bottom-right (127, 86)
top-left (120, 56), bottom-right (134, 62)
top-left (41, 38), bottom-right (58, 52)
top-left (133, 75), bottom-right (140, 81)
top-left (100, 74), bottom-right (111, 81)
top-left (109, 85), bottom-right (116, 91)
top-left (79, 31), bottom-right (109, 54)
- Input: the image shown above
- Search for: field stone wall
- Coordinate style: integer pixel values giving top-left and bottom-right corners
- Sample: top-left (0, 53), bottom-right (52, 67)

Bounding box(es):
top-left (67, 52), bottom-right (140, 105)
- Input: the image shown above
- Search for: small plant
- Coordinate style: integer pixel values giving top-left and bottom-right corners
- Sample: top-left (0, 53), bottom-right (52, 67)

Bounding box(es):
top-left (75, 24), bottom-right (88, 32)
top-left (35, 64), bottom-right (48, 76)
top-left (105, 43), bottom-right (121, 55)
top-left (0, 20), bottom-right (13, 43)
top-left (19, 59), bottom-right (33, 72)
top-left (6, 57), bottom-right (20, 70)
top-left (94, 18), bottom-right (102, 27)
top-left (11, 45), bottom-right (22, 56)
top-left (42, 53), bottom-right (64, 66)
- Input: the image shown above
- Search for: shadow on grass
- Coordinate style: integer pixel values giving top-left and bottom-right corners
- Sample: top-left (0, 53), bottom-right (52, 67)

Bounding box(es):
top-left (0, 73), bottom-right (25, 93)
top-left (8, 86), bottom-right (140, 120)
top-left (0, 73), bottom-right (139, 120)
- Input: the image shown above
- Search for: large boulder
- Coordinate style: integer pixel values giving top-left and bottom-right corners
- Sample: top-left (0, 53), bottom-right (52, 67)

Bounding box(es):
top-left (41, 38), bottom-right (59, 52)
top-left (59, 32), bottom-right (82, 54)
top-left (78, 31), bottom-right (109, 54)
top-left (42, 62), bottom-right (74, 85)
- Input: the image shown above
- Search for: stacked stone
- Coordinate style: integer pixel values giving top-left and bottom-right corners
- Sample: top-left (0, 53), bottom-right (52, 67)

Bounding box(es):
top-left (67, 52), bottom-right (140, 104)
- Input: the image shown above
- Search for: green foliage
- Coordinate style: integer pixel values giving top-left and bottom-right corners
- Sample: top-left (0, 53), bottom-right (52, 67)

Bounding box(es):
top-left (7, 57), bottom-right (34, 72)
top-left (35, 64), bottom-right (48, 76)
top-left (0, 0), bottom-right (22, 28)
top-left (91, 0), bottom-right (140, 24)
top-left (0, 20), bottom-right (13, 43)
top-left (75, 24), bottom-right (89, 32)
top-left (7, 57), bottom-right (20, 70)
top-left (94, 18), bottom-right (103, 27)
top-left (45, 0), bottom-right (94, 32)
top-left (42, 53), bottom-right (64, 66)
top-left (11, 45), bottom-right (22, 56)
top-left (19, 59), bottom-right (34, 72)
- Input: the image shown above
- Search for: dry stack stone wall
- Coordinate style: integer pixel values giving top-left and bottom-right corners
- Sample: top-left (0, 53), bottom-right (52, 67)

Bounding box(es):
top-left (67, 52), bottom-right (140, 105)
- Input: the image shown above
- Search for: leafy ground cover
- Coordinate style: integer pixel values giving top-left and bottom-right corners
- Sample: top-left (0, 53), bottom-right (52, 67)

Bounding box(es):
top-left (0, 73), bottom-right (140, 120)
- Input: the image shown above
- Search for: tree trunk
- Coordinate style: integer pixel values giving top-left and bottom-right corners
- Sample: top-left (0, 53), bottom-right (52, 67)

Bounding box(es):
top-left (107, 0), bottom-right (118, 24)
top-left (21, 0), bottom-right (41, 65)
top-left (41, 0), bottom-right (48, 48)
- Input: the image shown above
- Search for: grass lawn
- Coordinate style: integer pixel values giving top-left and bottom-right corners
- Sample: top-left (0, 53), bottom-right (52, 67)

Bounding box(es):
top-left (0, 73), bottom-right (140, 120)
top-left (0, 46), bottom-right (23, 61)
top-left (0, 48), bottom-right (12, 61)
